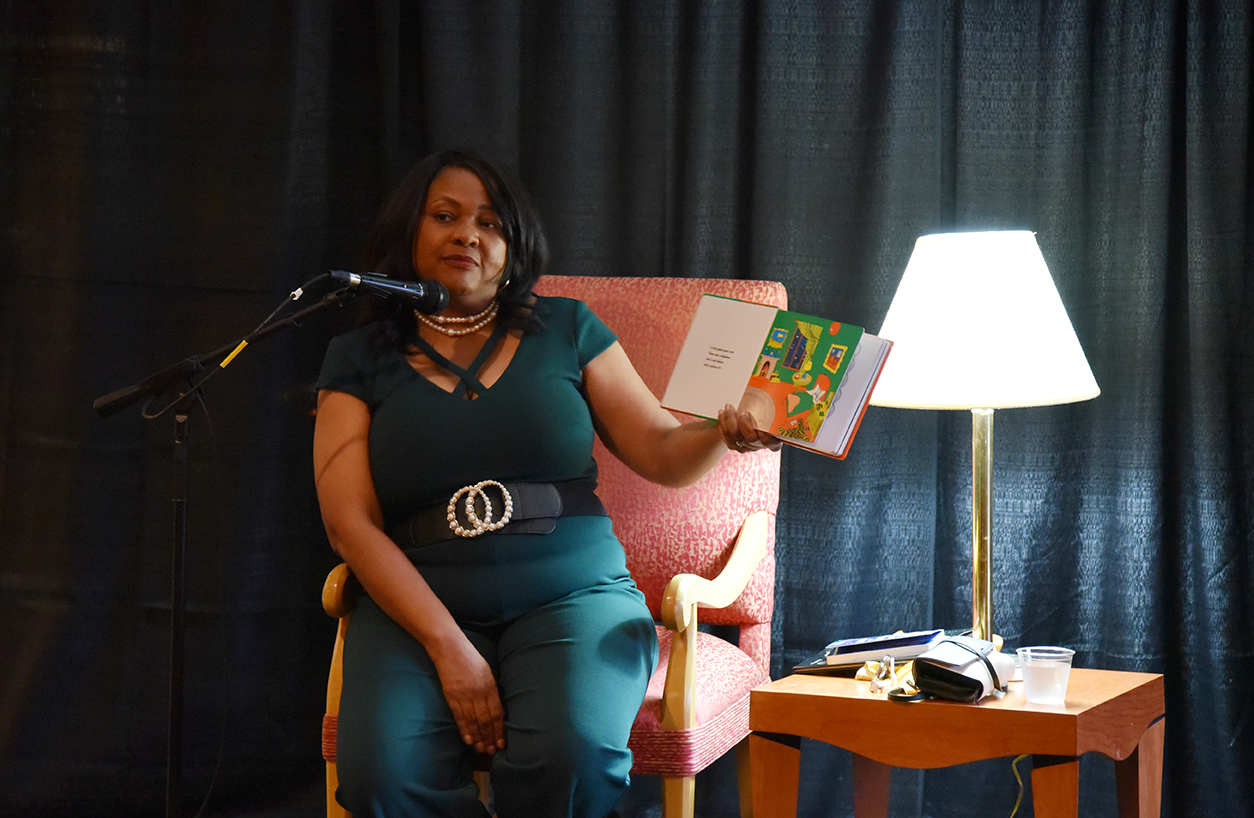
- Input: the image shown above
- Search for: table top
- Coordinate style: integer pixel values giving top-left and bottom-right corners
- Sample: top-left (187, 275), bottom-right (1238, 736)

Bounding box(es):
top-left (750, 668), bottom-right (1164, 769)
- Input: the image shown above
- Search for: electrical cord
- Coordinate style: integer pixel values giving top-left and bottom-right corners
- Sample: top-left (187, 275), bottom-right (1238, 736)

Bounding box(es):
top-left (1007, 754), bottom-right (1029, 818)
top-left (156, 279), bottom-right (327, 816)
top-left (186, 279), bottom-right (333, 816)
top-left (190, 389), bottom-right (230, 818)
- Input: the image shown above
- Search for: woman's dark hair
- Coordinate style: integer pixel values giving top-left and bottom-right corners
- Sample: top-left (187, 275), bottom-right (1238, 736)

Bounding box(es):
top-left (359, 148), bottom-right (549, 349)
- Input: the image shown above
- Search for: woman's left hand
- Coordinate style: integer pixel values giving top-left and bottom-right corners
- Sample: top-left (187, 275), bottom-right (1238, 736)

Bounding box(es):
top-left (718, 404), bottom-right (783, 453)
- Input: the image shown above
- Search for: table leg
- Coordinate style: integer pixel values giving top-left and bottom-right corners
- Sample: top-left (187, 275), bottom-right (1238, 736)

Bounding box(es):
top-left (851, 754), bottom-right (891, 818)
top-left (750, 732), bottom-right (801, 818)
top-left (1116, 717), bottom-right (1165, 818)
top-left (1031, 755), bottom-right (1079, 818)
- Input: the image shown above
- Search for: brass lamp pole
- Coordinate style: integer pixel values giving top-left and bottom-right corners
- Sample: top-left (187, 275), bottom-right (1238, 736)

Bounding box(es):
top-left (971, 408), bottom-right (993, 640)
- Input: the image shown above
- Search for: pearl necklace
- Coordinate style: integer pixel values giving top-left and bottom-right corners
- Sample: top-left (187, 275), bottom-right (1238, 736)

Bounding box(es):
top-left (416, 300), bottom-right (499, 337)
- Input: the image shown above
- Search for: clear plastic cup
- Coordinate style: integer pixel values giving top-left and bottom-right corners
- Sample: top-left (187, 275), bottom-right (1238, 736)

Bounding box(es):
top-left (1016, 646), bottom-right (1075, 705)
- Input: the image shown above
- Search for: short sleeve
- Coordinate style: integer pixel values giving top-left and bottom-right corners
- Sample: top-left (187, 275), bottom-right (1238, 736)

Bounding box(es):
top-left (570, 298), bottom-right (617, 369)
top-left (314, 329), bottom-right (374, 404)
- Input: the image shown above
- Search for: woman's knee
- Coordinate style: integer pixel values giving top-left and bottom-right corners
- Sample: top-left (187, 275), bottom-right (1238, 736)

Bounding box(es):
top-left (492, 725), bottom-right (632, 813)
top-left (336, 746), bottom-right (486, 818)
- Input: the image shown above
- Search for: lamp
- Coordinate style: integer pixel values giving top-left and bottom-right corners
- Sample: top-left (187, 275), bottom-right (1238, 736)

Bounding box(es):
top-left (870, 231), bottom-right (1099, 641)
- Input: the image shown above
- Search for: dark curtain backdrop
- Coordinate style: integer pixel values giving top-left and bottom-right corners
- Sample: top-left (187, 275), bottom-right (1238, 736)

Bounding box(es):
top-left (2, 2), bottom-right (1250, 817)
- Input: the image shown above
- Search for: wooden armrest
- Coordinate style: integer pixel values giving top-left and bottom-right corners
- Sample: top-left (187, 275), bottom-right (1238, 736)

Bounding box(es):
top-left (657, 509), bottom-right (771, 730)
top-left (660, 509), bottom-right (771, 633)
top-left (322, 563), bottom-right (360, 619)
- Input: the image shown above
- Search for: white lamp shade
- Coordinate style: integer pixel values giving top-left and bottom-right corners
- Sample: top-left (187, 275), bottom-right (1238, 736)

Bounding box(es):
top-left (870, 231), bottom-right (1100, 409)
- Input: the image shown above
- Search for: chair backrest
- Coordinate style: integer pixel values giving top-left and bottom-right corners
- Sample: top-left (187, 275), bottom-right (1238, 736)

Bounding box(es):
top-left (532, 276), bottom-right (786, 673)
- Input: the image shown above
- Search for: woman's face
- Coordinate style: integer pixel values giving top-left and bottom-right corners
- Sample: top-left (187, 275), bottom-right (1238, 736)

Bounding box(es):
top-left (412, 166), bottom-right (508, 311)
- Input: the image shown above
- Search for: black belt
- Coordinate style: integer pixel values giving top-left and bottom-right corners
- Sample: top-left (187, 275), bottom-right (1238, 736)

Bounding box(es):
top-left (388, 479), bottom-right (607, 549)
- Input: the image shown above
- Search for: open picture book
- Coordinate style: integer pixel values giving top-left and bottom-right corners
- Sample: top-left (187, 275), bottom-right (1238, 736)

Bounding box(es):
top-left (661, 294), bottom-right (892, 459)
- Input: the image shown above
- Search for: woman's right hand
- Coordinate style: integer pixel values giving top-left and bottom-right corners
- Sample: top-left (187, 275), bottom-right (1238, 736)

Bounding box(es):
top-left (433, 638), bottom-right (506, 755)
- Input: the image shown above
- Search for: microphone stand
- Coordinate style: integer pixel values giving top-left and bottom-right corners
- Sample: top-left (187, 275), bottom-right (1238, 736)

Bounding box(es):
top-left (93, 283), bottom-right (355, 818)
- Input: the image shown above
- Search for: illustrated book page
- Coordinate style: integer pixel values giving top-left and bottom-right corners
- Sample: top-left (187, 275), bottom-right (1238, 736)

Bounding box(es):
top-left (661, 294), bottom-right (892, 459)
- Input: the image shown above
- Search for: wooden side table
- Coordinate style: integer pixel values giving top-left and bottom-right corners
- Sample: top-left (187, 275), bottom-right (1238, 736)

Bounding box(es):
top-left (749, 667), bottom-right (1164, 818)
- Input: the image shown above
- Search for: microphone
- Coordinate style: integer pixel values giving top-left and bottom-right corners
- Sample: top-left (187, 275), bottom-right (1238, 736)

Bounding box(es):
top-left (330, 270), bottom-right (450, 315)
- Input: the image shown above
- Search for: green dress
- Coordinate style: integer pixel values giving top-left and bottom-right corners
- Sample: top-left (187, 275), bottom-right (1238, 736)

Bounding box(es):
top-left (315, 296), bottom-right (658, 818)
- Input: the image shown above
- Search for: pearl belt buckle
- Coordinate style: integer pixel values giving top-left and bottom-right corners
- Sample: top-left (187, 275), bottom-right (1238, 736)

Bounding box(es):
top-left (447, 480), bottom-right (514, 538)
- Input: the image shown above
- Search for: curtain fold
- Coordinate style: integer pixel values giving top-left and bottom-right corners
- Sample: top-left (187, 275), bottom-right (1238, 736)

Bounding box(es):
top-left (2, 2), bottom-right (1249, 816)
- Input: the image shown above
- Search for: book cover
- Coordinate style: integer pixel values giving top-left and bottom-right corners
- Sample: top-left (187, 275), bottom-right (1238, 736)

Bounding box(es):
top-left (661, 294), bottom-right (891, 459)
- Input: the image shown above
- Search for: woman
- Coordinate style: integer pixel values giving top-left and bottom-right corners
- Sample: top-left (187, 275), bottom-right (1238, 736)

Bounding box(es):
top-left (313, 148), bottom-right (776, 818)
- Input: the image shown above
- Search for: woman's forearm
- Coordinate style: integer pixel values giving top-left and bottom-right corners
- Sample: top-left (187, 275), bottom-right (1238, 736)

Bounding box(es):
top-left (641, 418), bottom-right (728, 487)
top-left (327, 520), bottom-right (466, 657)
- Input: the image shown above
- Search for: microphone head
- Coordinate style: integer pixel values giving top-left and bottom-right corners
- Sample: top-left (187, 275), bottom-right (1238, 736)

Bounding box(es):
top-left (415, 280), bottom-right (450, 315)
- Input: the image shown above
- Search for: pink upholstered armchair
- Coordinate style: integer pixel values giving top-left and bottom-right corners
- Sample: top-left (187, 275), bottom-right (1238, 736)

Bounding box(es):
top-left (322, 276), bottom-right (786, 818)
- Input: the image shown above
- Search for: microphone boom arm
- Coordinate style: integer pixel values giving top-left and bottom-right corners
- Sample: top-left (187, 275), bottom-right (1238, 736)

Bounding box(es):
top-left (92, 285), bottom-right (356, 419)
